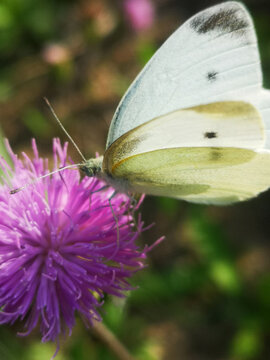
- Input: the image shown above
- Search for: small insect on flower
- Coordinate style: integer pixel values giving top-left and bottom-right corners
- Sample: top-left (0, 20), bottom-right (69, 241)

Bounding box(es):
top-left (0, 138), bottom-right (161, 348)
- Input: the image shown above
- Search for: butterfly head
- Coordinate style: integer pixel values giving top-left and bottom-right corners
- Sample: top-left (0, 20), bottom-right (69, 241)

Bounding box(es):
top-left (80, 156), bottom-right (103, 177)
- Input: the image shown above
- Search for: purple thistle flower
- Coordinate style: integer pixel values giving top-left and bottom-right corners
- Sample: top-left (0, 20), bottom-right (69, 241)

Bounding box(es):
top-left (0, 138), bottom-right (160, 347)
top-left (123, 0), bottom-right (155, 31)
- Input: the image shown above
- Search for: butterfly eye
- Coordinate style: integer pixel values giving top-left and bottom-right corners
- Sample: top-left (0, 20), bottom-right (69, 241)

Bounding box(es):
top-left (80, 157), bottom-right (103, 178)
top-left (80, 165), bottom-right (94, 177)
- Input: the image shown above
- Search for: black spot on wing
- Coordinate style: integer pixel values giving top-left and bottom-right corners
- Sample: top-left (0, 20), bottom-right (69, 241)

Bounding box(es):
top-left (209, 148), bottom-right (222, 162)
top-left (204, 131), bottom-right (217, 139)
top-left (207, 71), bottom-right (218, 82)
top-left (190, 7), bottom-right (249, 35)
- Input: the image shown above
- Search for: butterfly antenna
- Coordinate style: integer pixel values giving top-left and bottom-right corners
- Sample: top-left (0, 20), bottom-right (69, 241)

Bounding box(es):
top-left (44, 97), bottom-right (87, 162)
top-left (10, 163), bottom-right (83, 194)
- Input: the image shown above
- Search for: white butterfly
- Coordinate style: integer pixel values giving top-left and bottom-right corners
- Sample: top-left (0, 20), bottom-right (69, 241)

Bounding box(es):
top-left (81, 1), bottom-right (270, 205)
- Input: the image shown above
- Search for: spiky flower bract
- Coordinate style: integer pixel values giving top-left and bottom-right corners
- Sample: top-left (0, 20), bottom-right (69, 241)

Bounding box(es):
top-left (0, 139), bottom-right (158, 345)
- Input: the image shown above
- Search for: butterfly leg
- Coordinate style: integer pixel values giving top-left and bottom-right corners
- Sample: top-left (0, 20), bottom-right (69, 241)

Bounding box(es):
top-left (127, 193), bottom-right (139, 232)
top-left (108, 190), bottom-right (120, 259)
top-left (88, 184), bottom-right (110, 209)
top-left (91, 185), bottom-right (110, 195)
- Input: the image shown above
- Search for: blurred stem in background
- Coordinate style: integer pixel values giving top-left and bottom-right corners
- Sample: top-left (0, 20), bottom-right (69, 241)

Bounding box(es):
top-left (92, 321), bottom-right (136, 360)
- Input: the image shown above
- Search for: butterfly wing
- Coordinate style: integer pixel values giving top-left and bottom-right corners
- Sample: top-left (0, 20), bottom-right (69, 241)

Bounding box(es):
top-left (103, 101), bottom-right (270, 204)
top-left (105, 146), bottom-right (270, 205)
top-left (106, 2), bottom-right (270, 149)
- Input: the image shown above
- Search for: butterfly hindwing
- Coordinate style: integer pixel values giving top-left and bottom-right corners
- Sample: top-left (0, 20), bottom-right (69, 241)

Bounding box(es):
top-left (105, 146), bottom-right (270, 205)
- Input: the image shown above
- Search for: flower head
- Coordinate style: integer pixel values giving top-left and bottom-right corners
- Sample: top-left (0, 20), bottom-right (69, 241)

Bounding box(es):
top-left (0, 139), bottom-right (159, 345)
top-left (42, 43), bottom-right (70, 65)
top-left (123, 0), bottom-right (155, 31)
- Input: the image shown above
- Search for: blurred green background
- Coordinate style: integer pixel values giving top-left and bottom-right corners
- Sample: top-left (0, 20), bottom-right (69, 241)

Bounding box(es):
top-left (1, 0), bottom-right (270, 359)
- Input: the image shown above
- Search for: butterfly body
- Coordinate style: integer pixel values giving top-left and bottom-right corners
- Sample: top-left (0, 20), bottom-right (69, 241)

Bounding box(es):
top-left (81, 2), bottom-right (270, 205)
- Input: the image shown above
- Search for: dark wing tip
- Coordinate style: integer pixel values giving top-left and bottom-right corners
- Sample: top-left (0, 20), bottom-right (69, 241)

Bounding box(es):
top-left (190, 2), bottom-right (251, 36)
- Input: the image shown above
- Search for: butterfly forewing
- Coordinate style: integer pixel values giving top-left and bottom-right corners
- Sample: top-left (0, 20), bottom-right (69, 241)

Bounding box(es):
top-left (106, 2), bottom-right (265, 148)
